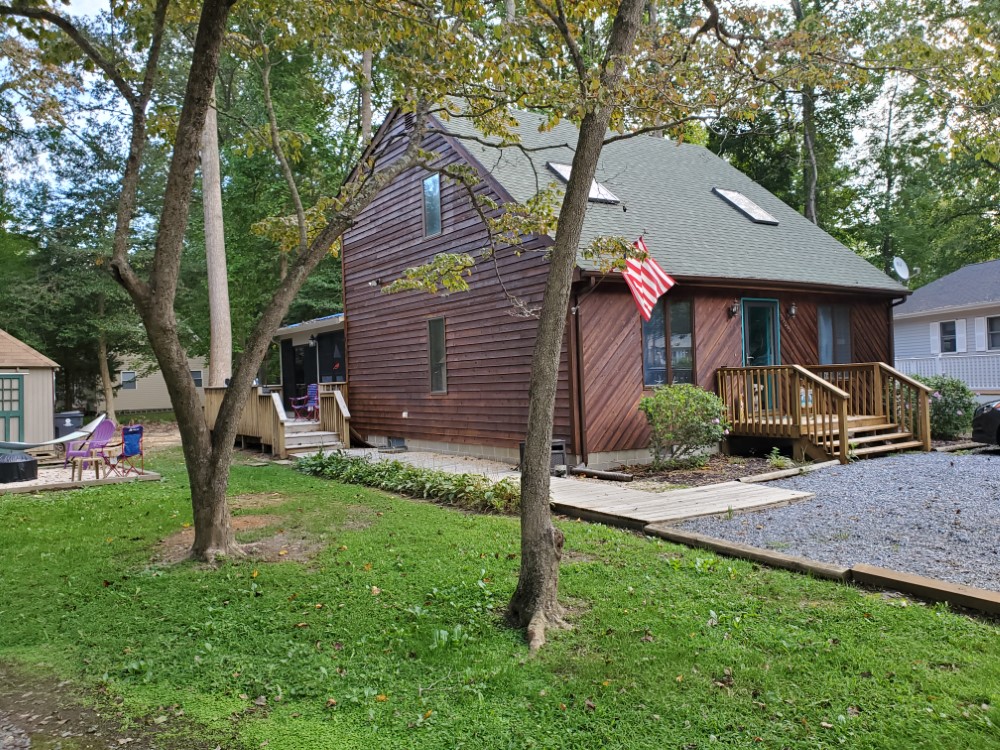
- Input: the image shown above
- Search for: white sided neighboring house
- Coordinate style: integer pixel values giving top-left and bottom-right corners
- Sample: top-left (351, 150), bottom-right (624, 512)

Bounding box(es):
top-left (894, 259), bottom-right (1000, 401)
top-left (112, 357), bottom-right (208, 414)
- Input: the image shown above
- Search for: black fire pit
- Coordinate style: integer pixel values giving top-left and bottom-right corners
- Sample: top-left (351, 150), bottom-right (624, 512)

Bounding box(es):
top-left (0, 452), bottom-right (38, 484)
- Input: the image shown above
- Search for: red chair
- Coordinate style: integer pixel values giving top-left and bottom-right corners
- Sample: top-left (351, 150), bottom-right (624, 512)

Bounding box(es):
top-left (290, 384), bottom-right (319, 421)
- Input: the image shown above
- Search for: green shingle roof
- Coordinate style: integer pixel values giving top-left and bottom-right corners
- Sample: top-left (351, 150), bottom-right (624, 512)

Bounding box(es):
top-left (437, 109), bottom-right (905, 294)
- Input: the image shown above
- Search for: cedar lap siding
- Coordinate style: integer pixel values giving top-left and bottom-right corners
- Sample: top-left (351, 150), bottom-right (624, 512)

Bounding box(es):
top-left (342, 115), bottom-right (573, 458)
top-left (342, 111), bottom-right (898, 463)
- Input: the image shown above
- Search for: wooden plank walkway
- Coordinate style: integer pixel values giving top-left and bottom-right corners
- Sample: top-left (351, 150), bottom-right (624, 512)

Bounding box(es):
top-left (337, 449), bottom-right (814, 529)
top-left (549, 479), bottom-right (813, 528)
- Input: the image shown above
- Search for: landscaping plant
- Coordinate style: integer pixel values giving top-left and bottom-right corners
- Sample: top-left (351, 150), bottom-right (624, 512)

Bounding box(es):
top-left (915, 375), bottom-right (977, 440)
top-left (638, 384), bottom-right (728, 469)
top-left (296, 451), bottom-right (520, 514)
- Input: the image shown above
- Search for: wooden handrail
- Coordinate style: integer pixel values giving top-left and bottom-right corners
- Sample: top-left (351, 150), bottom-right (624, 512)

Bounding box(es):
top-left (875, 362), bottom-right (933, 394)
top-left (789, 365), bottom-right (850, 400)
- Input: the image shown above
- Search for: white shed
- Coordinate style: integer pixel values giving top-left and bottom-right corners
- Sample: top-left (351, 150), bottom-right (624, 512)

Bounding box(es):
top-left (0, 327), bottom-right (58, 443)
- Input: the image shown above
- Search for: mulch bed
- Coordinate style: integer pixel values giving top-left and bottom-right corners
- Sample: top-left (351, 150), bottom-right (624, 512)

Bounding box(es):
top-left (618, 454), bottom-right (774, 487)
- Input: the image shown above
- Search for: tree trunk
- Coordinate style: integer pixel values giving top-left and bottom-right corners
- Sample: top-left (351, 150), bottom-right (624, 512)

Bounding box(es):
top-left (202, 83), bottom-right (233, 387)
top-left (360, 50), bottom-right (373, 141)
top-left (97, 334), bottom-right (117, 424)
top-left (801, 85), bottom-right (819, 224)
top-left (508, 0), bottom-right (645, 652)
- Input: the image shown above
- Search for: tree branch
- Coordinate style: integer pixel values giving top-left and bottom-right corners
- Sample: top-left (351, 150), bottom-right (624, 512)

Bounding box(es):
top-left (0, 4), bottom-right (139, 110)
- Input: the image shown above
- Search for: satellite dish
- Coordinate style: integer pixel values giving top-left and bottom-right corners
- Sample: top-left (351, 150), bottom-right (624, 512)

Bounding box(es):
top-left (892, 256), bottom-right (910, 281)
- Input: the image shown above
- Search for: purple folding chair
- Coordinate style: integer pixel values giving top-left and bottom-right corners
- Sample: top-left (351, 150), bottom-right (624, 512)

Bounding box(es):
top-left (64, 418), bottom-right (117, 469)
top-left (290, 383), bottom-right (319, 420)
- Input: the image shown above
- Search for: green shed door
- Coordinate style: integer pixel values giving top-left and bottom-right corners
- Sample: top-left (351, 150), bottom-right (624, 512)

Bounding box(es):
top-left (0, 375), bottom-right (24, 442)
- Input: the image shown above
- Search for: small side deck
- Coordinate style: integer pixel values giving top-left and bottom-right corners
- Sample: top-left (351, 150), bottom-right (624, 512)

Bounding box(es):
top-left (204, 382), bottom-right (350, 458)
top-left (718, 362), bottom-right (932, 463)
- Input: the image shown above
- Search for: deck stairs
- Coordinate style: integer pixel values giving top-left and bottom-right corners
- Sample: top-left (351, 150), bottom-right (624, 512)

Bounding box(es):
top-left (284, 419), bottom-right (343, 454)
top-left (821, 417), bottom-right (924, 460)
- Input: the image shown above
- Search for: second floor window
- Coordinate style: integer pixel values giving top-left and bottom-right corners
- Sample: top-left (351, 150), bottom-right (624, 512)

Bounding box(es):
top-left (423, 173), bottom-right (441, 237)
top-left (120, 371), bottom-right (137, 390)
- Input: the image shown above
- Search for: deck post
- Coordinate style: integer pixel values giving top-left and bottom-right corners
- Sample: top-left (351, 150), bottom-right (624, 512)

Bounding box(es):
top-left (837, 397), bottom-right (850, 464)
top-left (873, 364), bottom-right (883, 418)
top-left (919, 389), bottom-right (931, 451)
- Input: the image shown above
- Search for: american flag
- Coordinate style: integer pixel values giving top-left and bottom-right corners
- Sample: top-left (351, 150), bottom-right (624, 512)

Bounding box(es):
top-left (622, 237), bottom-right (676, 321)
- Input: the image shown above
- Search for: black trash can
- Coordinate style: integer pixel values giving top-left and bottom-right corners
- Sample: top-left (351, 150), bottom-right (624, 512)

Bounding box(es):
top-left (519, 439), bottom-right (568, 473)
top-left (54, 410), bottom-right (84, 439)
top-left (0, 453), bottom-right (38, 483)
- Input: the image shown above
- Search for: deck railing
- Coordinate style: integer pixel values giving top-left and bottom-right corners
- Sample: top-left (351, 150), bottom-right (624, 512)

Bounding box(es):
top-left (717, 365), bottom-right (850, 463)
top-left (807, 363), bottom-right (931, 450)
top-left (203, 385), bottom-right (287, 456)
top-left (318, 383), bottom-right (350, 448)
top-left (204, 382), bottom-right (351, 457)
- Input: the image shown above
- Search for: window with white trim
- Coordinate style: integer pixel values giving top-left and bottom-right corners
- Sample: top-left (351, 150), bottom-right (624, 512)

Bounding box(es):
top-left (988, 316), bottom-right (1000, 350)
top-left (940, 320), bottom-right (957, 353)
top-left (120, 371), bottom-right (137, 390)
top-left (191, 370), bottom-right (204, 388)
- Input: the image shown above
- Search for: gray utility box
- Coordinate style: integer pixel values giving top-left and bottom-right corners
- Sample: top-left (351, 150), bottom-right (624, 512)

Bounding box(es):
top-left (54, 410), bottom-right (84, 439)
top-left (519, 439), bottom-right (568, 473)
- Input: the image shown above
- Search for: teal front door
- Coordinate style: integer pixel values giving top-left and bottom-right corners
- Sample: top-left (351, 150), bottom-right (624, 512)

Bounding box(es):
top-left (0, 375), bottom-right (24, 442)
top-left (742, 299), bottom-right (780, 367)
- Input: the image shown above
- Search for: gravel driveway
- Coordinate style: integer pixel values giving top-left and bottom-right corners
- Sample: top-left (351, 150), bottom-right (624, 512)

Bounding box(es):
top-left (677, 450), bottom-right (1000, 591)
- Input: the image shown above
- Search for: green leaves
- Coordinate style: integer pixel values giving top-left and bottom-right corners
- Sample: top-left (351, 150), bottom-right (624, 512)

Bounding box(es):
top-left (381, 253), bottom-right (476, 296)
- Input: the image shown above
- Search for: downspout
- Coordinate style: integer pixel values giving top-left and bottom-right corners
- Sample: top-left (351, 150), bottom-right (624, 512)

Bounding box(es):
top-left (571, 288), bottom-right (588, 465)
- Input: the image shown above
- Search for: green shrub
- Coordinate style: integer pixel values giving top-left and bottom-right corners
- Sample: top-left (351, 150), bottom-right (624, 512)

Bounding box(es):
top-left (295, 451), bottom-right (520, 514)
top-left (638, 384), bottom-right (728, 469)
top-left (914, 375), bottom-right (977, 440)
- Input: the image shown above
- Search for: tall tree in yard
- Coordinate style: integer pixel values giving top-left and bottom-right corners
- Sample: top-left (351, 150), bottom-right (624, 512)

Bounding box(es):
top-left (0, 0), bottom-right (487, 560)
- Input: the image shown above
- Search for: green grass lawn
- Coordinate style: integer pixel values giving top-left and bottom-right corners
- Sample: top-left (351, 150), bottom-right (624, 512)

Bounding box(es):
top-left (1, 448), bottom-right (998, 749)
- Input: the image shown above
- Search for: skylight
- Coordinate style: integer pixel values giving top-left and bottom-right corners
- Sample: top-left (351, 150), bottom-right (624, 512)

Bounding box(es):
top-left (547, 162), bottom-right (620, 204)
top-left (713, 187), bottom-right (779, 225)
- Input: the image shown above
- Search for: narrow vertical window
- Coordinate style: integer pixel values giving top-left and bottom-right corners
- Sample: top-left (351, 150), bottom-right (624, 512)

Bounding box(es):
top-left (428, 317), bottom-right (447, 393)
top-left (940, 320), bottom-right (957, 353)
top-left (422, 173), bottom-right (441, 237)
top-left (669, 300), bottom-right (693, 383)
top-left (988, 316), bottom-right (1000, 350)
top-left (818, 305), bottom-right (852, 364)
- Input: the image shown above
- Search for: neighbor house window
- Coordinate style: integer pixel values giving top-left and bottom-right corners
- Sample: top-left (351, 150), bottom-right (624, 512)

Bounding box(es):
top-left (642, 298), bottom-right (693, 386)
top-left (120, 371), bottom-right (137, 390)
top-left (191, 370), bottom-right (204, 388)
top-left (422, 173), bottom-right (441, 237)
top-left (818, 305), bottom-right (852, 364)
top-left (940, 320), bottom-right (957, 353)
top-left (988, 316), bottom-right (1000, 350)
top-left (428, 317), bottom-right (447, 393)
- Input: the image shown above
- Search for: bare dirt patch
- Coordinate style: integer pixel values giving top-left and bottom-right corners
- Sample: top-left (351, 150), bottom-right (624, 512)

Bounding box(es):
top-left (141, 421), bottom-right (182, 449)
top-left (155, 514), bottom-right (282, 564)
top-left (341, 504), bottom-right (379, 531)
top-left (229, 492), bottom-right (287, 510)
top-left (618, 454), bottom-right (774, 492)
top-left (0, 663), bottom-right (226, 749)
top-left (562, 549), bottom-right (600, 564)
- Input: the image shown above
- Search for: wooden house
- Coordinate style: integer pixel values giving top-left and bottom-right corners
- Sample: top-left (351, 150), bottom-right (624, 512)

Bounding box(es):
top-left (894, 259), bottom-right (1000, 401)
top-left (0, 327), bottom-right (58, 443)
top-left (338, 108), bottom-right (932, 468)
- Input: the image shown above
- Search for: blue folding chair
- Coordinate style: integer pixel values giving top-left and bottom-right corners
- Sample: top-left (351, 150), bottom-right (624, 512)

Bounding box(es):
top-left (107, 424), bottom-right (144, 476)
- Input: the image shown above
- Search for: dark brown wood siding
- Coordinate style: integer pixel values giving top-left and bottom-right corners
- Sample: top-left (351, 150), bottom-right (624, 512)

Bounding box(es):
top-left (577, 281), bottom-right (895, 453)
top-left (342, 115), bottom-right (573, 451)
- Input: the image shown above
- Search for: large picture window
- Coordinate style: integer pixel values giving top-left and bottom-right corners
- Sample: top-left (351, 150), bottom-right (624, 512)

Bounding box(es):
top-left (642, 298), bottom-right (693, 386)
top-left (818, 305), bottom-right (852, 364)
top-left (428, 317), bottom-right (447, 393)
top-left (422, 173), bottom-right (441, 237)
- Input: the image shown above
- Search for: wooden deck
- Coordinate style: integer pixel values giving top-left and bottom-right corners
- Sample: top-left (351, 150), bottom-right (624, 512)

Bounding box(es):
top-left (549, 479), bottom-right (813, 529)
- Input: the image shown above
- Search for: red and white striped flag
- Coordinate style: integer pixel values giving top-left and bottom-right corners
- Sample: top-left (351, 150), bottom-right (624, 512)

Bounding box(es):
top-left (622, 237), bottom-right (675, 321)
